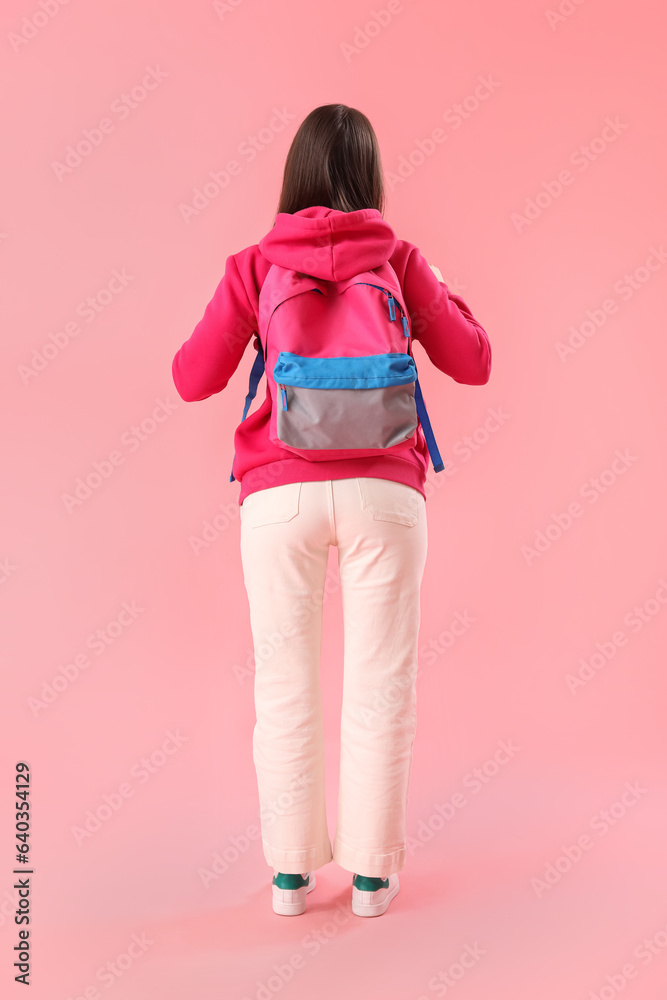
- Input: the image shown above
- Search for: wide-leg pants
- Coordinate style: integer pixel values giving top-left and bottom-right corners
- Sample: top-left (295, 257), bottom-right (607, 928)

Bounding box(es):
top-left (239, 476), bottom-right (428, 877)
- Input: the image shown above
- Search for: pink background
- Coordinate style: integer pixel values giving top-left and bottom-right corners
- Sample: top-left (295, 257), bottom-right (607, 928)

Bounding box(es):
top-left (2, 0), bottom-right (667, 997)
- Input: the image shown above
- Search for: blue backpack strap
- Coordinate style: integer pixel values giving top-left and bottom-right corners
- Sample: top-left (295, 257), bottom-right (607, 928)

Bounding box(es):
top-left (414, 376), bottom-right (445, 473)
top-left (229, 344), bottom-right (265, 482)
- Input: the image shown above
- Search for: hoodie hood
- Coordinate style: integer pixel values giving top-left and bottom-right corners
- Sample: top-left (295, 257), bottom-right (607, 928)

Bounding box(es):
top-left (258, 205), bottom-right (397, 281)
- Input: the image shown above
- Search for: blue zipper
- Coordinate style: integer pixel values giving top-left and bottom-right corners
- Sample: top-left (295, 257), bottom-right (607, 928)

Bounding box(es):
top-left (357, 282), bottom-right (409, 336)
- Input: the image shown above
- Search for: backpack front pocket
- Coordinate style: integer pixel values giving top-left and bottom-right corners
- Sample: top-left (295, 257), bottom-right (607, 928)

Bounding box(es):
top-left (272, 352), bottom-right (419, 451)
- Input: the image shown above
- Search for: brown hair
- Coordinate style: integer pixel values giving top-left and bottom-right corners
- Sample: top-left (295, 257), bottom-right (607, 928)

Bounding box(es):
top-left (276, 104), bottom-right (386, 216)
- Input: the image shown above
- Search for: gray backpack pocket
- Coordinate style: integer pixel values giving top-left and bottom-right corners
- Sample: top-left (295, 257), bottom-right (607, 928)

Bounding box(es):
top-left (273, 351), bottom-right (418, 451)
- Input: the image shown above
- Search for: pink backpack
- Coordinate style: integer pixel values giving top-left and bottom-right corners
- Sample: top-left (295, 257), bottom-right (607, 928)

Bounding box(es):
top-left (229, 261), bottom-right (444, 481)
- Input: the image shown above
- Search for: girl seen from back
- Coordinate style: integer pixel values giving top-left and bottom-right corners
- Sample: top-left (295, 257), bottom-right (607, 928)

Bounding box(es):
top-left (172, 103), bottom-right (492, 917)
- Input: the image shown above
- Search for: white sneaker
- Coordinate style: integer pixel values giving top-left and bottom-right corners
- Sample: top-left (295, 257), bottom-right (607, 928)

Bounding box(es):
top-left (271, 871), bottom-right (316, 915)
top-left (351, 873), bottom-right (400, 916)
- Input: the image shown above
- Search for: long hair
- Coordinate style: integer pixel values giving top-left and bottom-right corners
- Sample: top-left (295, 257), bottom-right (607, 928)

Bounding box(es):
top-left (276, 104), bottom-right (386, 216)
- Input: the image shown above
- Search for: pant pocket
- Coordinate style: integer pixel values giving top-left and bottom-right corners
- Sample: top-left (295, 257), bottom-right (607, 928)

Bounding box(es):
top-left (357, 477), bottom-right (423, 526)
top-left (240, 482), bottom-right (302, 527)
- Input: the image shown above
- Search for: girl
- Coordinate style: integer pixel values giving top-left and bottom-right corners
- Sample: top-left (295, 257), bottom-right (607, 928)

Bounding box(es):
top-left (172, 103), bottom-right (491, 917)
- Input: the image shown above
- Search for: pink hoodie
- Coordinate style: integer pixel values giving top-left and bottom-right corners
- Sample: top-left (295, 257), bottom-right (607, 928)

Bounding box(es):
top-left (172, 206), bottom-right (492, 506)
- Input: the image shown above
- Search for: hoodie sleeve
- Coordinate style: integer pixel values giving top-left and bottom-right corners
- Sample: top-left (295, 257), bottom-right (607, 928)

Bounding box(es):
top-left (402, 246), bottom-right (491, 385)
top-left (172, 254), bottom-right (257, 402)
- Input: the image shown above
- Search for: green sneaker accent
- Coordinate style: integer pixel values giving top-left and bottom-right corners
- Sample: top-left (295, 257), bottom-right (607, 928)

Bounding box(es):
top-left (353, 874), bottom-right (389, 891)
top-left (273, 872), bottom-right (309, 889)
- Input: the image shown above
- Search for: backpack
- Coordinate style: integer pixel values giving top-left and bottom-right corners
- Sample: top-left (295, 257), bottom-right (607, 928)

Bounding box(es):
top-left (229, 260), bottom-right (444, 482)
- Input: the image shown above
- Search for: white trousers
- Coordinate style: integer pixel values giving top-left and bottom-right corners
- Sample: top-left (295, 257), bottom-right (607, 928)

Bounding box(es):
top-left (239, 477), bottom-right (428, 876)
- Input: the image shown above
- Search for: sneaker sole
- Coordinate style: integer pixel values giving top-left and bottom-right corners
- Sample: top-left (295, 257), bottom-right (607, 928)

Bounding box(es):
top-left (351, 873), bottom-right (400, 917)
top-left (272, 873), bottom-right (317, 916)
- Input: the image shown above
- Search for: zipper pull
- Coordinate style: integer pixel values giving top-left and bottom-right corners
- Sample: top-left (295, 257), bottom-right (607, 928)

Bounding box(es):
top-left (387, 294), bottom-right (396, 321)
top-left (279, 384), bottom-right (288, 410)
top-left (401, 315), bottom-right (410, 337)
